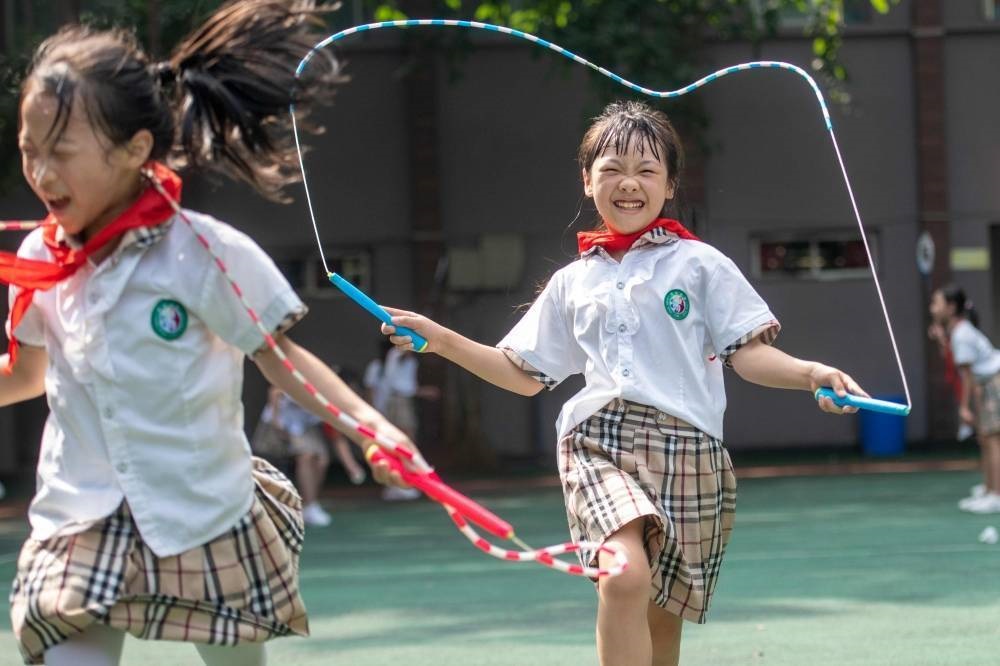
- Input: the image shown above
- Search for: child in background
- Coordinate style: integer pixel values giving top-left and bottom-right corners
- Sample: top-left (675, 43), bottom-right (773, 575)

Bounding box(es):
top-left (381, 101), bottom-right (867, 666)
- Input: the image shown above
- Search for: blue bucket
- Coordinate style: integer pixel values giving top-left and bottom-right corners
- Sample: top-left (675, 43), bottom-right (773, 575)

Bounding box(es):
top-left (858, 395), bottom-right (907, 457)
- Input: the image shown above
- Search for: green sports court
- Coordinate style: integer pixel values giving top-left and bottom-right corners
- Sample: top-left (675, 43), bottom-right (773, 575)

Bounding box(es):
top-left (0, 465), bottom-right (993, 666)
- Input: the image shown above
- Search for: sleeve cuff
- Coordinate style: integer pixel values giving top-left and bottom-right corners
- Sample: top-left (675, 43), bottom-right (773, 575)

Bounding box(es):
top-left (501, 347), bottom-right (560, 390)
top-left (245, 295), bottom-right (308, 356)
top-left (719, 319), bottom-right (781, 368)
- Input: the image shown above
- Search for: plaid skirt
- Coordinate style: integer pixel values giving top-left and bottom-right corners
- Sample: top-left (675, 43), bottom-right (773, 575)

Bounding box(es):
top-left (560, 399), bottom-right (737, 623)
top-left (10, 457), bottom-right (308, 665)
top-left (976, 372), bottom-right (1000, 436)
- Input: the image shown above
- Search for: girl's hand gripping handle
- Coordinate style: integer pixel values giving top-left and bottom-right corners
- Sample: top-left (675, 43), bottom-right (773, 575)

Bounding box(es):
top-left (814, 388), bottom-right (910, 416)
top-left (367, 447), bottom-right (514, 540)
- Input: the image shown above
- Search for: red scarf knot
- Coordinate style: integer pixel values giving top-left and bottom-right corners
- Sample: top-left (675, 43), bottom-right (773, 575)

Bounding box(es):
top-left (577, 217), bottom-right (699, 255)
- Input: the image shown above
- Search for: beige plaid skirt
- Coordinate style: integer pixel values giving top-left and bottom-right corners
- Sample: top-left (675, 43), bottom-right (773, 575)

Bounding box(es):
top-left (560, 399), bottom-right (737, 623)
top-left (10, 457), bottom-right (308, 665)
top-left (976, 372), bottom-right (1000, 436)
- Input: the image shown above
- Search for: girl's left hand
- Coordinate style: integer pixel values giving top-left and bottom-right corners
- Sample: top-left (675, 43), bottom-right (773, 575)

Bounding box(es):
top-left (357, 413), bottom-right (423, 488)
top-left (808, 363), bottom-right (870, 415)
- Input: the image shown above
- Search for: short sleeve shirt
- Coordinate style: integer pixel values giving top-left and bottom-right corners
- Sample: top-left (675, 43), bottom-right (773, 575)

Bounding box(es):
top-left (498, 233), bottom-right (778, 440)
top-left (7, 210), bottom-right (305, 557)
top-left (950, 319), bottom-right (1000, 381)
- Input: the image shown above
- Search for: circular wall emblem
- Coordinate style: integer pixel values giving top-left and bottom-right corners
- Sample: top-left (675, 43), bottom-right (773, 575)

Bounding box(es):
top-left (663, 289), bottom-right (690, 320)
top-left (151, 299), bottom-right (188, 340)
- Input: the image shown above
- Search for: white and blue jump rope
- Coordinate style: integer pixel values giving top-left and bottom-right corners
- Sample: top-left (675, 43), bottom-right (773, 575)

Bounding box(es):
top-left (291, 19), bottom-right (911, 417)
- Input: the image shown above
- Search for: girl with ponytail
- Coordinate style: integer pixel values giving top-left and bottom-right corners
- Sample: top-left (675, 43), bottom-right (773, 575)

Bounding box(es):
top-left (930, 284), bottom-right (1000, 514)
top-left (1, 2), bottom-right (416, 663)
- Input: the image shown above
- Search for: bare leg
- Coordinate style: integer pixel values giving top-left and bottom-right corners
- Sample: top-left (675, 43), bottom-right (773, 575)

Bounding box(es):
top-left (44, 623), bottom-right (125, 666)
top-left (196, 642), bottom-right (267, 666)
top-left (596, 518), bottom-right (652, 666)
top-left (648, 601), bottom-right (683, 666)
top-left (295, 452), bottom-right (320, 506)
top-left (333, 436), bottom-right (366, 483)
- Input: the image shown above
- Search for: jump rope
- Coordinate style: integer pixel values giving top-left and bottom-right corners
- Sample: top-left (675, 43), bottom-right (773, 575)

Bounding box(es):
top-left (1, 19), bottom-right (913, 580)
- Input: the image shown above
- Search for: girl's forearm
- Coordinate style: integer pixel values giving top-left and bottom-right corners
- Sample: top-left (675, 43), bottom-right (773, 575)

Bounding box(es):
top-left (959, 368), bottom-right (974, 411)
top-left (437, 329), bottom-right (543, 396)
top-left (730, 341), bottom-right (817, 390)
top-left (256, 337), bottom-right (381, 438)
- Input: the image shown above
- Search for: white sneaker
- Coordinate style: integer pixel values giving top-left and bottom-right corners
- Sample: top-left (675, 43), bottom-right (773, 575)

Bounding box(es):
top-left (959, 484), bottom-right (988, 510)
top-left (957, 424), bottom-right (975, 442)
top-left (348, 468), bottom-right (367, 485)
top-left (963, 493), bottom-right (1000, 514)
top-left (302, 502), bottom-right (332, 527)
top-left (381, 486), bottom-right (421, 501)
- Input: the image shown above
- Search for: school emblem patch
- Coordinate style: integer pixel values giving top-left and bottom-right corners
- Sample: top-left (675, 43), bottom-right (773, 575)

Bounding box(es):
top-left (663, 289), bottom-right (690, 320)
top-left (151, 299), bottom-right (188, 340)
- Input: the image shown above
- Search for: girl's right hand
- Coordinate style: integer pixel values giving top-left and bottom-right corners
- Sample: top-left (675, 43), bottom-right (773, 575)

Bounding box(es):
top-left (381, 306), bottom-right (448, 354)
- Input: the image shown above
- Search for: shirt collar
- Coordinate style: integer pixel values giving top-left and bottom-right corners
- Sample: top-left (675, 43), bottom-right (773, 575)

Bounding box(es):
top-left (580, 226), bottom-right (680, 259)
top-left (57, 216), bottom-right (175, 254)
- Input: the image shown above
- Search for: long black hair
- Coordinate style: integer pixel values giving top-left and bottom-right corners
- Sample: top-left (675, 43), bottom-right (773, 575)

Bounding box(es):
top-left (21, 0), bottom-right (343, 201)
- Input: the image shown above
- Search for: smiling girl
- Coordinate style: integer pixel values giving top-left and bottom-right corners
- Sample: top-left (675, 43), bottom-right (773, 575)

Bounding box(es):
top-left (379, 100), bottom-right (868, 666)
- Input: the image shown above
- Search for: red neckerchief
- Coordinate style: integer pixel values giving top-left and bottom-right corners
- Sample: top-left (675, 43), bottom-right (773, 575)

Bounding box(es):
top-left (0, 162), bottom-right (181, 372)
top-left (577, 217), bottom-right (699, 255)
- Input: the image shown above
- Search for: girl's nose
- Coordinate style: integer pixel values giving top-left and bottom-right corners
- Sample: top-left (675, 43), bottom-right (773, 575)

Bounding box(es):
top-left (619, 177), bottom-right (639, 192)
top-left (31, 158), bottom-right (51, 186)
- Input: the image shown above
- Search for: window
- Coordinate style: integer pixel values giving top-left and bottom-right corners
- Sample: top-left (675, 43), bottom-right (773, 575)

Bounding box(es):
top-left (752, 232), bottom-right (876, 280)
top-left (273, 249), bottom-right (373, 298)
top-left (984, 0), bottom-right (1000, 20)
top-left (306, 250), bottom-right (373, 298)
top-left (778, 0), bottom-right (874, 28)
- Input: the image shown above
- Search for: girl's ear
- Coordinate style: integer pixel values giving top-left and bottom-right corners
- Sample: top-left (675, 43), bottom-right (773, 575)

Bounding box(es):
top-left (582, 167), bottom-right (593, 197)
top-left (665, 177), bottom-right (676, 201)
top-left (123, 129), bottom-right (154, 168)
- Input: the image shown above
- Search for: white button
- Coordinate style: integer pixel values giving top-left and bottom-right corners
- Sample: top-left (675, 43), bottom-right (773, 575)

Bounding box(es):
top-left (622, 368), bottom-right (630, 377)
top-left (116, 462), bottom-right (128, 473)
top-left (103, 407), bottom-right (114, 419)
top-left (88, 293), bottom-right (98, 304)
top-left (616, 281), bottom-right (625, 289)
top-left (618, 324), bottom-right (627, 333)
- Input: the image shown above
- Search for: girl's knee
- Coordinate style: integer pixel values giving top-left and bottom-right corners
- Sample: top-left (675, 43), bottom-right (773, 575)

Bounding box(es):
top-left (598, 520), bottom-right (652, 604)
top-left (599, 559), bottom-right (650, 604)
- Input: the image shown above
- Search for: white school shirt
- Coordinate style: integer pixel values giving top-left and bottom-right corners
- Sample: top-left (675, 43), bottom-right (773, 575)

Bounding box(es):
top-left (498, 231), bottom-right (778, 441)
top-left (7, 210), bottom-right (304, 557)
top-left (261, 392), bottom-right (322, 437)
top-left (950, 319), bottom-right (1000, 381)
top-left (363, 347), bottom-right (418, 413)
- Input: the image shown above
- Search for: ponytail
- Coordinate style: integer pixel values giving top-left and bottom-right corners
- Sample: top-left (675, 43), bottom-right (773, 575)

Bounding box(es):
top-left (940, 283), bottom-right (980, 328)
top-left (22, 0), bottom-right (343, 202)
top-left (164, 0), bottom-right (344, 200)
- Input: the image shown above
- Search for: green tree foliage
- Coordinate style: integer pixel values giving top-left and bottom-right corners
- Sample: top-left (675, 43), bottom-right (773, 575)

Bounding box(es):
top-left (368, 0), bottom-right (897, 103)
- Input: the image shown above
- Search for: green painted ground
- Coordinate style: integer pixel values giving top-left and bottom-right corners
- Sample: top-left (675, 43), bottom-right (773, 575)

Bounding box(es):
top-left (0, 470), bottom-right (996, 665)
